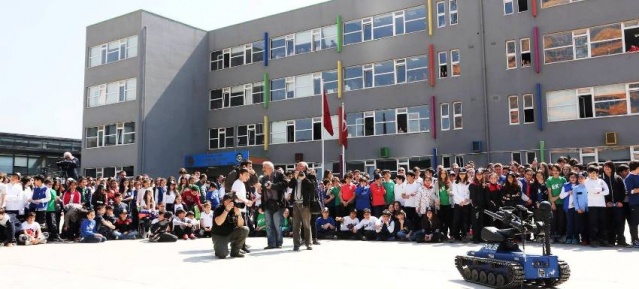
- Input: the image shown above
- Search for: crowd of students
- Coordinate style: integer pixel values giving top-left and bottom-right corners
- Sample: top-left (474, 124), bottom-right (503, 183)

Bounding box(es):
top-left (1, 157), bottom-right (638, 250)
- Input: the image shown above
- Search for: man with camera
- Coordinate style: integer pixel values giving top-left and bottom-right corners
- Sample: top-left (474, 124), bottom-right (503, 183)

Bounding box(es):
top-left (288, 162), bottom-right (317, 251)
top-left (56, 152), bottom-right (80, 180)
top-left (261, 161), bottom-right (288, 249)
top-left (211, 194), bottom-right (250, 259)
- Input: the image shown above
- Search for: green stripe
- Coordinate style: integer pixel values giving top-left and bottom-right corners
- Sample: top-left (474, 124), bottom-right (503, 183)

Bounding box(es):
top-left (336, 15), bottom-right (343, 53)
top-left (263, 72), bottom-right (270, 108)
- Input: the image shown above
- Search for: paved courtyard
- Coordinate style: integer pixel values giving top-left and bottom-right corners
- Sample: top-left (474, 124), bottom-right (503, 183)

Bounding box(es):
top-left (1, 237), bottom-right (636, 289)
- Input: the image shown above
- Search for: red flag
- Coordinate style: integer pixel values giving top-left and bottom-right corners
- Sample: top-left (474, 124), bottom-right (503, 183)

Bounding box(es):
top-left (338, 104), bottom-right (348, 149)
top-left (322, 91), bottom-right (334, 136)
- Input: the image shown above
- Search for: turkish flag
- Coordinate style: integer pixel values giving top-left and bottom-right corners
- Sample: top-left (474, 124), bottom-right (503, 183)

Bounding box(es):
top-left (338, 104), bottom-right (348, 149)
top-left (322, 91), bottom-right (334, 136)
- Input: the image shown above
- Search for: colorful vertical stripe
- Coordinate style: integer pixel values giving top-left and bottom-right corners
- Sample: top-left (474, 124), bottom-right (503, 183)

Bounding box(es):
top-left (539, 141), bottom-right (545, 163)
top-left (263, 73), bottom-right (270, 108)
top-left (427, 0), bottom-right (433, 36)
top-left (533, 27), bottom-right (540, 73)
top-left (432, 147), bottom-right (438, 169)
top-left (431, 95), bottom-right (437, 139)
top-left (264, 32), bottom-right (269, 66)
top-left (264, 115), bottom-right (269, 151)
top-left (337, 15), bottom-right (343, 53)
top-left (337, 60), bottom-right (343, 98)
top-left (429, 45), bottom-right (435, 87)
top-left (532, 0), bottom-right (538, 17)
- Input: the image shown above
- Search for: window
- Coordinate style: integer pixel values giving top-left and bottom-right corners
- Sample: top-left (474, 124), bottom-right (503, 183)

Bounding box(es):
top-left (441, 103), bottom-right (450, 131)
top-left (271, 36), bottom-right (287, 59)
top-left (344, 66), bottom-right (363, 92)
top-left (453, 102), bottom-right (463, 129)
top-left (406, 55), bottom-right (428, 82)
top-left (210, 49), bottom-right (229, 71)
top-left (271, 121), bottom-right (291, 144)
top-left (270, 25), bottom-right (337, 60)
top-left (230, 45), bottom-right (245, 67)
top-left (209, 127), bottom-right (234, 149)
top-left (345, 107), bottom-right (428, 138)
top-left (88, 35), bottom-right (137, 67)
top-left (512, 152), bottom-right (522, 164)
top-left (344, 6), bottom-right (426, 45)
top-left (271, 78), bottom-right (286, 101)
top-left (294, 74), bottom-right (314, 98)
top-left (523, 94), bottom-right (535, 123)
top-left (252, 41), bottom-right (264, 63)
top-left (230, 85), bottom-right (244, 106)
top-left (506, 40), bottom-right (517, 69)
top-left (630, 83), bottom-right (639, 114)
top-left (321, 25), bottom-right (338, 49)
top-left (347, 112), bottom-right (374, 137)
top-left (374, 60), bottom-right (395, 87)
top-left (520, 38), bottom-right (531, 67)
top-left (577, 88), bottom-right (594, 119)
top-left (404, 106), bottom-right (430, 133)
top-left (526, 151), bottom-right (537, 164)
top-left (517, 0), bottom-right (528, 12)
top-left (437, 1), bottom-right (446, 28)
top-left (593, 84), bottom-right (627, 117)
top-left (438, 52), bottom-right (448, 78)
top-left (375, 109), bottom-right (397, 135)
top-left (295, 31), bottom-right (312, 55)
top-left (541, 0), bottom-right (587, 9)
top-left (509, 95), bottom-right (520, 125)
top-left (85, 122), bottom-right (135, 149)
top-left (322, 70), bottom-right (338, 94)
top-left (451, 49), bottom-right (461, 77)
top-left (455, 155), bottom-right (464, 167)
top-left (252, 82), bottom-right (264, 104)
top-left (395, 59), bottom-right (406, 84)
top-left (449, 0), bottom-right (458, 26)
top-left (237, 124), bottom-right (264, 147)
top-left (504, 0), bottom-right (514, 15)
top-left (442, 156), bottom-right (451, 168)
top-left (343, 55), bottom-right (427, 92)
top-left (544, 21), bottom-right (628, 64)
top-left (270, 117), bottom-right (335, 144)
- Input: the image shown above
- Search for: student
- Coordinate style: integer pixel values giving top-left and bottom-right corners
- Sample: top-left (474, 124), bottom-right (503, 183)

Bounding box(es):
top-left (469, 169), bottom-right (487, 243)
top-left (337, 209), bottom-right (359, 240)
top-left (62, 180), bottom-right (82, 206)
top-left (601, 161), bottom-right (627, 246)
top-left (30, 175), bottom-right (51, 225)
top-left (205, 183), bottom-right (220, 209)
top-left (573, 172), bottom-right (590, 246)
top-left (18, 212), bottom-right (47, 245)
top-left (547, 165), bottom-right (567, 243)
top-left (560, 173), bottom-right (579, 244)
top-left (0, 208), bottom-right (16, 246)
top-left (585, 166), bottom-right (610, 247)
top-left (45, 179), bottom-right (61, 242)
top-left (163, 181), bottom-right (178, 212)
top-left (375, 210), bottom-right (395, 241)
top-left (149, 212), bottom-right (178, 243)
top-left (114, 210), bottom-right (138, 240)
top-left (112, 193), bottom-right (129, 218)
top-left (91, 185), bottom-right (109, 209)
top-left (4, 173), bottom-right (27, 221)
top-left (315, 207), bottom-right (336, 239)
top-left (281, 208), bottom-right (292, 237)
top-left (352, 208), bottom-right (378, 241)
top-left (370, 174), bottom-right (386, 217)
top-left (80, 209), bottom-right (107, 243)
top-left (253, 206), bottom-right (267, 237)
top-left (199, 202), bottom-right (214, 237)
top-left (328, 177), bottom-right (341, 218)
top-left (173, 209), bottom-right (196, 240)
top-left (394, 175), bottom-right (407, 207)
top-left (173, 196), bottom-right (185, 214)
top-left (339, 173), bottom-right (357, 216)
top-left (417, 176), bottom-right (438, 216)
top-left (382, 170), bottom-right (395, 207)
top-left (354, 178), bottom-right (371, 219)
top-left (395, 210), bottom-right (412, 241)
top-left (402, 172), bottom-right (421, 232)
top-left (94, 205), bottom-right (117, 239)
top-left (417, 208), bottom-right (443, 243)
top-left (624, 160), bottom-right (639, 248)
top-left (451, 169), bottom-right (471, 242)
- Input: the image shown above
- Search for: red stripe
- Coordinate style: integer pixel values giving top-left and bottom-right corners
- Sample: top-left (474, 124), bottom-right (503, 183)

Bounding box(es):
top-left (429, 45), bottom-right (435, 87)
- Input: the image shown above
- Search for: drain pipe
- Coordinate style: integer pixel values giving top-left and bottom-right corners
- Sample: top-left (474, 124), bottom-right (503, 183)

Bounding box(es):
top-left (479, 0), bottom-right (491, 163)
top-left (138, 26), bottom-right (147, 174)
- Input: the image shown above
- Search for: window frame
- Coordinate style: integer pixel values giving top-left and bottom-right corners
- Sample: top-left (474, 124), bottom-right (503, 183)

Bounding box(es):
top-left (508, 95), bottom-right (520, 125)
top-left (506, 40), bottom-right (518, 69)
top-left (440, 103), bottom-right (451, 131)
top-left (450, 49), bottom-right (461, 77)
top-left (438, 51), bottom-right (448, 78)
top-left (522, 94), bottom-right (535, 124)
top-left (343, 5), bottom-right (427, 45)
top-left (453, 102), bottom-right (463, 130)
top-left (449, 0), bottom-right (458, 26)
top-left (88, 35), bottom-right (138, 68)
top-left (237, 123), bottom-right (264, 147)
top-left (504, 0), bottom-right (514, 15)
top-left (520, 38), bottom-right (532, 68)
top-left (209, 127), bottom-right (235, 150)
top-left (437, 1), bottom-right (446, 28)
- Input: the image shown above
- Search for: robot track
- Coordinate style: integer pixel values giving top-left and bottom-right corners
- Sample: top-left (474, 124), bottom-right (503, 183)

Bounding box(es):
top-left (455, 256), bottom-right (524, 289)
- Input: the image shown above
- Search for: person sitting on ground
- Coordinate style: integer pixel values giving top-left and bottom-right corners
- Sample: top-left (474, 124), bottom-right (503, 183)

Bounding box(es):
top-left (353, 208), bottom-right (378, 241)
top-left (315, 207), bottom-right (337, 239)
top-left (172, 209), bottom-right (196, 240)
top-left (80, 209), bottom-right (106, 243)
top-left (149, 212), bottom-right (178, 243)
top-left (211, 194), bottom-right (250, 259)
top-left (376, 210), bottom-right (395, 241)
top-left (395, 210), bottom-right (412, 241)
top-left (199, 202), bottom-right (214, 238)
top-left (186, 211), bottom-right (199, 232)
top-left (94, 205), bottom-right (117, 239)
top-left (0, 209), bottom-right (16, 246)
top-left (112, 193), bottom-right (129, 218)
top-left (18, 212), bottom-right (47, 245)
top-left (281, 208), bottom-right (292, 237)
top-left (416, 208), bottom-right (443, 243)
top-left (337, 209), bottom-right (359, 239)
top-left (253, 206), bottom-right (267, 237)
top-left (114, 209), bottom-right (138, 240)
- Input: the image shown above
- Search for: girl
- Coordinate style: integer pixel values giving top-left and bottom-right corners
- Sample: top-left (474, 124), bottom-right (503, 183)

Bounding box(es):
top-left (370, 175), bottom-right (386, 217)
top-left (501, 173), bottom-right (522, 207)
top-left (106, 179), bottom-right (119, 204)
top-left (354, 178), bottom-right (371, 220)
top-left (62, 180), bottom-right (82, 206)
top-left (173, 195), bottom-right (185, 214)
top-left (436, 169), bottom-right (452, 239)
top-left (91, 185), bottom-right (108, 209)
top-left (451, 169), bottom-right (471, 242)
top-left (469, 169), bottom-right (487, 243)
top-left (164, 181), bottom-right (178, 212)
top-left (560, 172), bottom-right (578, 244)
top-left (395, 210), bottom-right (412, 241)
top-left (418, 209), bottom-right (443, 243)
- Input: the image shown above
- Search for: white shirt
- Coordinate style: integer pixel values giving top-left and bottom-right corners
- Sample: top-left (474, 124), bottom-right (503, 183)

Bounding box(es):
top-left (559, 184), bottom-right (576, 209)
top-left (163, 191), bottom-right (177, 205)
top-left (200, 210), bottom-right (214, 228)
top-left (340, 216), bottom-right (359, 231)
top-left (452, 182), bottom-right (471, 205)
top-left (375, 218), bottom-right (395, 233)
top-left (355, 216), bottom-right (379, 231)
top-left (4, 183), bottom-right (27, 214)
top-left (231, 180), bottom-right (248, 213)
top-left (0, 214), bottom-right (10, 226)
top-left (585, 178), bottom-right (609, 208)
top-left (217, 187), bottom-right (226, 199)
top-left (403, 181), bottom-right (420, 207)
top-left (394, 183), bottom-right (406, 206)
top-left (20, 221), bottom-right (41, 233)
top-left (0, 183), bottom-right (6, 207)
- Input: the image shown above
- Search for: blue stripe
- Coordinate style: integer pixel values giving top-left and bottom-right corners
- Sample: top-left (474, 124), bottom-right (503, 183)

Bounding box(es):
top-left (264, 32), bottom-right (269, 67)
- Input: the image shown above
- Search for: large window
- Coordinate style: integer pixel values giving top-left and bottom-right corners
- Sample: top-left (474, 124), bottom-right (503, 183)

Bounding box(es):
top-left (87, 78), bottom-right (136, 108)
top-left (547, 81), bottom-right (639, 122)
top-left (520, 38), bottom-right (531, 67)
top-left (344, 5), bottom-right (426, 45)
top-left (86, 122), bottom-right (135, 149)
top-left (541, 0), bottom-right (587, 9)
top-left (506, 40), bottom-right (517, 69)
top-left (343, 55), bottom-right (427, 92)
top-left (211, 40), bottom-right (264, 71)
top-left (509, 95), bottom-right (520, 125)
top-left (209, 128), bottom-right (234, 149)
top-left (270, 116), bottom-right (338, 144)
top-left (453, 102), bottom-right (463, 130)
top-left (437, 2), bottom-right (446, 28)
top-left (441, 103), bottom-right (450, 131)
top-left (523, 94), bottom-right (535, 123)
top-left (449, 0), bottom-right (458, 25)
top-left (270, 73), bottom-right (323, 102)
top-left (347, 106), bottom-right (430, 138)
top-left (237, 123), bottom-right (264, 147)
top-left (89, 35), bottom-right (138, 67)
top-left (210, 81), bottom-right (263, 110)
top-left (270, 25), bottom-right (337, 60)
top-left (438, 52), bottom-right (448, 78)
top-left (544, 21), bottom-right (634, 64)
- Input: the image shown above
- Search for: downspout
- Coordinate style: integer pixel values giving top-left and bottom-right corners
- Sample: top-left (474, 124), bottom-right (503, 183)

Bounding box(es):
top-left (138, 26), bottom-right (147, 174)
top-left (479, 0), bottom-right (491, 162)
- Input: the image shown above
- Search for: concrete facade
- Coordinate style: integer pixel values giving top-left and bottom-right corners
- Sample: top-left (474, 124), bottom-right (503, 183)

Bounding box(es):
top-left (82, 0), bottom-right (639, 177)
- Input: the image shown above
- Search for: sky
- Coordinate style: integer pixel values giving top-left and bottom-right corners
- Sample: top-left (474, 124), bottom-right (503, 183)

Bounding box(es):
top-left (0, 0), bottom-right (329, 139)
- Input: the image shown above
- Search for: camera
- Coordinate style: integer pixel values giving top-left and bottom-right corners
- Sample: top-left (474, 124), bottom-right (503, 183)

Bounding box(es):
top-left (233, 201), bottom-right (246, 209)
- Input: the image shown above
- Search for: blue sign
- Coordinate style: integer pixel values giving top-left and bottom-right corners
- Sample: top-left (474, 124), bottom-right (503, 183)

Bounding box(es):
top-left (185, 151), bottom-right (249, 168)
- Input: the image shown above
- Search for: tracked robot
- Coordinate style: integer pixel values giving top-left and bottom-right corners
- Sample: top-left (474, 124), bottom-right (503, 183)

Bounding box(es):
top-left (455, 201), bottom-right (570, 288)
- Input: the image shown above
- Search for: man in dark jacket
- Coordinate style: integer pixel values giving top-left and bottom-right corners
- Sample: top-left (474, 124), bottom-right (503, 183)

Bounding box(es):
top-left (261, 161), bottom-right (288, 249)
top-left (56, 152), bottom-right (80, 181)
top-left (288, 162), bottom-right (317, 251)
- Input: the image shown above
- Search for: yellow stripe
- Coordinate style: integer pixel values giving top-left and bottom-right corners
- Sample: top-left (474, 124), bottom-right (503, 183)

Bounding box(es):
top-left (263, 115), bottom-right (269, 151)
top-left (337, 60), bottom-right (343, 98)
top-left (428, 0), bottom-right (433, 36)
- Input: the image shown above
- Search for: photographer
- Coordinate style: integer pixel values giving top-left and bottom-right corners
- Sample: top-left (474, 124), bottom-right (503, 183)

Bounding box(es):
top-left (56, 152), bottom-right (80, 181)
top-left (211, 195), bottom-right (249, 259)
top-left (261, 161), bottom-right (287, 249)
top-left (288, 162), bottom-right (317, 251)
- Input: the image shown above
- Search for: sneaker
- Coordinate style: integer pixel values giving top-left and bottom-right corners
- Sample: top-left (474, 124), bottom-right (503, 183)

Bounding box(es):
top-left (306, 246), bottom-right (313, 250)
top-left (150, 235), bottom-right (160, 242)
top-left (188, 234), bottom-right (197, 240)
top-left (230, 252), bottom-right (245, 258)
top-left (633, 240), bottom-right (639, 248)
top-left (293, 246), bottom-right (300, 251)
top-left (264, 246), bottom-right (277, 250)
top-left (313, 239), bottom-right (321, 245)
top-left (182, 234), bottom-right (188, 240)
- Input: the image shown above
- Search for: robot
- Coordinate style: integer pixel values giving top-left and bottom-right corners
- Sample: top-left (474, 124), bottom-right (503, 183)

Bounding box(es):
top-left (455, 201), bottom-right (570, 288)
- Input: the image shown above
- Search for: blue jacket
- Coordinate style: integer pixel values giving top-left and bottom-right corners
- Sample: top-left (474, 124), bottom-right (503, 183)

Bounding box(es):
top-left (156, 187), bottom-right (165, 204)
top-left (206, 189), bottom-right (220, 209)
top-left (561, 182), bottom-right (575, 212)
top-left (315, 216), bottom-right (336, 233)
top-left (625, 174), bottom-right (639, 206)
top-left (80, 219), bottom-right (97, 238)
top-left (355, 185), bottom-right (371, 211)
top-left (573, 184), bottom-right (588, 212)
top-left (32, 186), bottom-right (49, 211)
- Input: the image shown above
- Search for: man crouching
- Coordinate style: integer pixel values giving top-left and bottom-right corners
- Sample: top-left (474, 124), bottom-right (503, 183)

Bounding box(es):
top-left (211, 194), bottom-right (249, 259)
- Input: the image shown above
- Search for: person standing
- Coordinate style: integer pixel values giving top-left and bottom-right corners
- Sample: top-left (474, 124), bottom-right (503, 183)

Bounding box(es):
top-left (231, 168), bottom-right (252, 253)
top-left (547, 164), bottom-right (567, 243)
top-left (601, 161), bottom-right (627, 246)
top-left (288, 162), bottom-right (316, 251)
top-left (624, 161), bottom-right (639, 248)
top-left (261, 161), bottom-right (287, 249)
top-left (402, 172), bottom-right (421, 231)
top-left (585, 165), bottom-right (610, 247)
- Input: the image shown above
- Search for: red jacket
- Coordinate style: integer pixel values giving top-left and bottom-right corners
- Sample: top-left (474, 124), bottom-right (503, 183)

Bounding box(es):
top-left (370, 183), bottom-right (386, 206)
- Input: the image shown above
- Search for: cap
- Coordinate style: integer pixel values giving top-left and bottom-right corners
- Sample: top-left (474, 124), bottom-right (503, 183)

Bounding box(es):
top-left (322, 207), bottom-right (329, 213)
top-left (426, 207), bottom-right (434, 212)
top-left (449, 170), bottom-right (457, 175)
top-left (363, 208), bottom-right (372, 214)
top-left (120, 209), bottom-right (128, 215)
top-left (381, 209), bottom-right (391, 216)
top-left (459, 168), bottom-right (467, 174)
top-left (67, 177), bottom-right (75, 182)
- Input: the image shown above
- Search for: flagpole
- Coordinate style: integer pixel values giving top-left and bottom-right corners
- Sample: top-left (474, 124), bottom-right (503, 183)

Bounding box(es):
top-left (341, 102), bottom-right (346, 175)
top-left (321, 91), bottom-right (325, 178)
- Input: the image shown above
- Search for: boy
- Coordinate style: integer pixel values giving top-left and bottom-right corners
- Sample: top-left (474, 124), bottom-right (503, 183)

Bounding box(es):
top-left (315, 207), bottom-right (336, 239)
top-left (382, 170), bottom-right (395, 207)
top-left (199, 202), bottom-right (214, 237)
top-left (114, 209), bottom-right (138, 240)
top-left (375, 210), bottom-right (395, 241)
top-left (205, 184), bottom-right (220, 209)
top-left (80, 209), bottom-right (107, 243)
top-left (0, 208), bottom-right (16, 246)
top-left (585, 166), bottom-right (610, 247)
top-left (173, 209), bottom-right (196, 240)
top-left (547, 164), bottom-right (567, 243)
top-left (149, 212), bottom-right (178, 242)
top-left (44, 178), bottom-right (61, 242)
top-left (18, 212), bottom-right (47, 245)
top-left (94, 205), bottom-right (116, 239)
top-left (337, 209), bottom-right (359, 239)
top-left (30, 175), bottom-right (51, 226)
top-left (353, 209), bottom-right (378, 241)
top-left (624, 160), bottom-right (639, 248)
top-left (573, 173), bottom-right (589, 245)
top-left (339, 173), bottom-right (356, 217)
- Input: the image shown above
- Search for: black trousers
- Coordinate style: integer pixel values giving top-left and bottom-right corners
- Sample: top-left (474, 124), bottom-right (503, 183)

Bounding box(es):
top-left (452, 205), bottom-right (471, 240)
top-left (356, 230), bottom-right (377, 240)
top-left (337, 230), bottom-right (357, 240)
top-left (471, 206), bottom-right (485, 242)
top-left (438, 205), bottom-right (453, 237)
top-left (551, 206), bottom-right (566, 237)
top-left (0, 223), bottom-right (16, 245)
top-left (606, 206), bottom-right (625, 244)
top-left (576, 211), bottom-right (589, 242)
top-left (46, 211), bottom-right (59, 239)
top-left (212, 227), bottom-right (250, 258)
top-left (588, 207), bottom-right (607, 243)
top-left (35, 210), bottom-right (46, 226)
top-left (629, 205), bottom-right (639, 242)
top-left (310, 213), bottom-right (320, 241)
top-left (404, 207), bottom-right (419, 231)
top-left (173, 225), bottom-right (194, 237)
top-left (372, 206), bottom-right (385, 218)
top-left (152, 232), bottom-right (178, 242)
